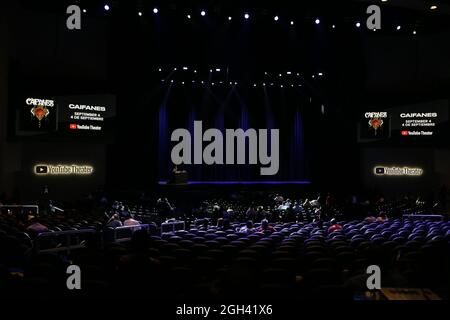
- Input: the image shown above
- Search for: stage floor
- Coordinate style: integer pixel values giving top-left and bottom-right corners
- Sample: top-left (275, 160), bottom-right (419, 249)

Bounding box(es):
top-left (158, 180), bottom-right (311, 185)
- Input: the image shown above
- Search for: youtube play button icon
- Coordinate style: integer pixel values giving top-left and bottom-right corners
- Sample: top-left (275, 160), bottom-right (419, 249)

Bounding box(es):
top-left (69, 124), bottom-right (77, 130)
top-left (35, 165), bottom-right (48, 174)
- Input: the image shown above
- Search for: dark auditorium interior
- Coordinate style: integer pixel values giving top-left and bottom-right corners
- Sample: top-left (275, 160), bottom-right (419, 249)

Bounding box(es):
top-left (1, 0), bottom-right (450, 305)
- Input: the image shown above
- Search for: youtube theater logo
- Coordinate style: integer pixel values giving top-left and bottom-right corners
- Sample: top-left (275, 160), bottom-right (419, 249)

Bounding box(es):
top-left (69, 123), bottom-right (102, 131)
top-left (34, 164), bottom-right (94, 176)
top-left (374, 166), bottom-right (423, 177)
top-left (401, 130), bottom-right (409, 136)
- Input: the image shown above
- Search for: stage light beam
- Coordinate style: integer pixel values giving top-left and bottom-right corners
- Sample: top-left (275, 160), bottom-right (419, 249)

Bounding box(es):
top-left (153, 7), bottom-right (158, 14)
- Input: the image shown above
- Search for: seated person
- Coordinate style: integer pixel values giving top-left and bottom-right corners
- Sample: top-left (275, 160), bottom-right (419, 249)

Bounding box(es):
top-left (124, 215), bottom-right (140, 226)
top-left (239, 221), bottom-right (255, 234)
top-left (327, 218), bottom-right (343, 233)
top-left (26, 218), bottom-right (49, 236)
top-left (257, 219), bottom-right (276, 233)
top-left (364, 215), bottom-right (377, 223)
top-left (107, 214), bottom-right (123, 228)
top-left (119, 205), bottom-right (131, 219)
top-left (376, 213), bottom-right (388, 222)
top-left (198, 218), bottom-right (209, 231)
top-left (224, 208), bottom-right (234, 220)
top-left (217, 218), bottom-right (231, 231)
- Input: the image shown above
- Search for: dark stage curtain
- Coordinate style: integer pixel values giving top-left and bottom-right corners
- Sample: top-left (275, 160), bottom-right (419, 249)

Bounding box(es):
top-left (157, 85), bottom-right (307, 182)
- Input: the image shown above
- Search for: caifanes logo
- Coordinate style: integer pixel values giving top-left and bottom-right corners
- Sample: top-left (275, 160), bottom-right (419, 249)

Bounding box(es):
top-left (365, 112), bottom-right (388, 119)
top-left (171, 121), bottom-right (279, 175)
top-left (34, 164), bottom-right (94, 176)
top-left (365, 112), bottom-right (388, 136)
top-left (26, 98), bottom-right (55, 128)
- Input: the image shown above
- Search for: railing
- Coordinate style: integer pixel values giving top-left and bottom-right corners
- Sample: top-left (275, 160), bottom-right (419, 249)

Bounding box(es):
top-left (0, 205), bottom-right (39, 215)
top-left (33, 224), bottom-right (156, 253)
top-left (34, 229), bottom-right (97, 254)
top-left (110, 224), bottom-right (154, 243)
top-left (161, 221), bottom-right (185, 235)
top-left (402, 214), bottom-right (444, 221)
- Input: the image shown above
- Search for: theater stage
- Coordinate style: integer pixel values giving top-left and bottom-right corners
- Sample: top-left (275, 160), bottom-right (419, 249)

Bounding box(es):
top-left (158, 180), bottom-right (311, 186)
top-left (156, 180), bottom-right (314, 200)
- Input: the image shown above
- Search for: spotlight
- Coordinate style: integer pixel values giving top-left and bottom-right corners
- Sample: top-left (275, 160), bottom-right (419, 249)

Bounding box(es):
top-left (356, 22), bottom-right (361, 28)
top-left (174, 67), bottom-right (177, 71)
top-left (138, 11), bottom-right (142, 17)
top-left (234, 82), bottom-right (238, 85)
top-left (279, 74), bottom-right (282, 77)
top-left (263, 83), bottom-right (266, 86)
top-left (215, 68), bottom-right (221, 72)
top-left (332, 25), bottom-right (336, 29)
top-left (187, 14), bottom-right (191, 19)
top-left (271, 83), bottom-right (274, 86)
top-left (396, 25), bottom-right (401, 31)
top-left (182, 81), bottom-right (185, 85)
top-left (209, 69), bottom-right (212, 73)
top-left (211, 82), bottom-right (215, 86)
top-left (228, 16), bottom-right (232, 21)
top-left (153, 7), bottom-right (158, 14)
top-left (315, 18), bottom-right (320, 25)
top-left (170, 80), bottom-right (174, 83)
top-left (158, 68), bottom-right (162, 72)
top-left (219, 81), bottom-right (223, 84)
top-left (230, 82), bottom-right (233, 85)
top-left (291, 84), bottom-right (294, 87)
top-left (183, 67), bottom-right (188, 70)
top-left (253, 84), bottom-right (257, 87)
top-left (192, 80), bottom-right (195, 83)
top-left (244, 13), bottom-right (250, 20)
top-left (280, 85), bottom-right (283, 88)
top-left (413, 30), bottom-right (417, 35)
top-left (430, 5), bottom-right (438, 10)
top-left (104, 4), bottom-right (110, 11)
top-left (318, 72), bottom-right (323, 76)
top-left (161, 79), bottom-right (164, 82)
top-left (83, 9), bottom-right (87, 13)
top-left (290, 21), bottom-right (294, 25)
top-left (194, 70), bottom-right (197, 73)
top-left (274, 16), bottom-right (279, 21)
top-left (201, 81), bottom-right (204, 84)
top-left (200, 10), bottom-right (206, 16)
top-left (286, 71), bottom-right (292, 75)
